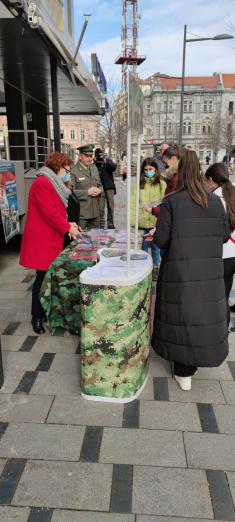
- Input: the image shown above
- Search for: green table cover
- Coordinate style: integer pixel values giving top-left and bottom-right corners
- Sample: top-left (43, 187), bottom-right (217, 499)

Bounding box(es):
top-left (40, 242), bottom-right (95, 334)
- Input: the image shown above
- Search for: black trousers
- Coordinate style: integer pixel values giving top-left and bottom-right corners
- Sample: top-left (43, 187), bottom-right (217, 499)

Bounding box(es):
top-left (31, 270), bottom-right (46, 318)
top-left (174, 362), bottom-right (197, 377)
top-left (224, 257), bottom-right (235, 324)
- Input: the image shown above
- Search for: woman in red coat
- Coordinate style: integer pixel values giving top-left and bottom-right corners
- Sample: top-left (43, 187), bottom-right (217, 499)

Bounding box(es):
top-left (20, 152), bottom-right (79, 334)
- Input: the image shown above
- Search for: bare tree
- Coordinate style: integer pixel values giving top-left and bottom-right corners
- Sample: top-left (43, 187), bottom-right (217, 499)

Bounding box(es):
top-left (98, 81), bottom-right (127, 159)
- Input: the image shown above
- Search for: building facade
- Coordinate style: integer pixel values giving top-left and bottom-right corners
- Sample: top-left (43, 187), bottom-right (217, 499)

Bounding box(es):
top-left (50, 115), bottom-right (100, 151)
top-left (139, 73), bottom-right (235, 161)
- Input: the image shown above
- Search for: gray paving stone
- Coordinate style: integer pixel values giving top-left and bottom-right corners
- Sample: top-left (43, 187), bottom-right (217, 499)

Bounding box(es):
top-left (0, 368), bottom-right (26, 394)
top-left (30, 372), bottom-right (80, 395)
top-left (1, 335), bottom-right (27, 352)
top-left (132, 466), bottom-right (213, 518)
top-left (13, 460), bottom-right (113, 511)
top-left (0, 290), bottom-right (28, 300)
top-left (138, 373), bottom-right (154, 400)
top-left (33, 336), bottom-right (79, 353)
top-left (52, 512), bottom-right (134, 522)
top-left (213, 404), bottom-right (235, 434)
top-left (0, 458), bottom-right (7, 474)
top-left (193, 362), bottom-right (233, 380)
top-left (2, 351), bottom-right (42, 372)
top-left (49, 354), bottom-right (80, 374)
top-left (227, 472), bottom-right (235, 507)
top-left (0, 299), bottom-right (20, 310)
top-left (0, 394), bottom-right (53, 423)
top-left (139, 400), bottom-right (201, 431)
top-left (227, 344), bottom-right (235, 360)
top-left (0, 423), bottom-right (85, 460)
top-left (168, 378), bottom-right (225, 404)
top-left (47, 396), bottom-right (123, 427)
top-left (220, 382), bottom-right (235, 404)
top-left (14, 321), bottom-right (52, 336)
top-left (100, 427), bottom-right (186, 467)
top-left (136, 518), bottom-right (229, 522)
top-left (149, 357), bottom-right (172, 377)
top-left (0, 507), bottom-right (30, 521)
top-left (184, 432), bottom-right (235, 470)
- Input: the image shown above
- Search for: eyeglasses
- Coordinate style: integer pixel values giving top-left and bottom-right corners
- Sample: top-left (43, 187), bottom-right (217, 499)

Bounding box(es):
top-left (64, 167), bottom-right (71, 173)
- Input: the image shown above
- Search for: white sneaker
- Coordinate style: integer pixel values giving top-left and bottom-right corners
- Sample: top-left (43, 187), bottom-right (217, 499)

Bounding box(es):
top-left (174, 375), bottom-right (192, 391)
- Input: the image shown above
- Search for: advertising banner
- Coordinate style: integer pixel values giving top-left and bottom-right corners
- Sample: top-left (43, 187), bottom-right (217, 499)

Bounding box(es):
top-left (128, 72), bottom-right (144, 134)
top-left (0, 162), bottom-right (20, 243)
top-left (41, 0), bottom-right (64, 32)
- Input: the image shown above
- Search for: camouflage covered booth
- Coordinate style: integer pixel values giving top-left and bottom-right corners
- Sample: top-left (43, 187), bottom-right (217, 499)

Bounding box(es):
top-left (80, 249), bottom-right (153, 403)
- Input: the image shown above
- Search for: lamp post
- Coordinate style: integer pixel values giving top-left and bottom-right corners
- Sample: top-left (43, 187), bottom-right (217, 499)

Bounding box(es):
top-left (178, 26), bottom-right (233, 145)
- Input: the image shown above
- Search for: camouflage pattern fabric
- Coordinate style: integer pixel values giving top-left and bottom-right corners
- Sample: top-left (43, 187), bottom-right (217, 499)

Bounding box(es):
top-left (40, 242), bottom-right (95, 334)
top-left (80, 274), bottom-right (152, 400)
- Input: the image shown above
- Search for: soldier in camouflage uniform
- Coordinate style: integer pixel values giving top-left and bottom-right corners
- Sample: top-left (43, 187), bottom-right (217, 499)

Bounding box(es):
top-left (71, 144), bottom-right (103, 230)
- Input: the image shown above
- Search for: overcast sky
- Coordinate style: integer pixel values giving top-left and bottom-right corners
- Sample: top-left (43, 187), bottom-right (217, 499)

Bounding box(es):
top-left (75, 0), bottom-right (235, 83)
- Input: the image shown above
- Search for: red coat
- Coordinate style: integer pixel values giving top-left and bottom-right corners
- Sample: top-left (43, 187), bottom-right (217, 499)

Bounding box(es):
top-left (20, 176), bottom-right (70, 271)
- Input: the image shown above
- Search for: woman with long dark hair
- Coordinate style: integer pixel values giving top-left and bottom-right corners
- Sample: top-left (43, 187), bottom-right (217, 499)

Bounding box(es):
top-left (130, 157), bottom-right (166, 279)
top-left (205, 162), bottom-right (235, 324)
top-left (151, 150), bottom-right (230, 390)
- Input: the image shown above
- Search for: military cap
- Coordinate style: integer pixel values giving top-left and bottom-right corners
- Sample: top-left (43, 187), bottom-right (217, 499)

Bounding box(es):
top-left (77, 143), bottom-right (95, 154)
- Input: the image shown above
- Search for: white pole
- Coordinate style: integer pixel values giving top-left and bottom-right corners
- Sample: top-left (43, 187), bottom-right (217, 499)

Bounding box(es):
top-left (134, 133), bottom-right (142, 250)
top-left (127, 127), bottom-right (131, 276)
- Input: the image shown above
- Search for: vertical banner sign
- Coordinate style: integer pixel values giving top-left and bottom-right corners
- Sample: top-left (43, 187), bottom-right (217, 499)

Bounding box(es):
top-left (0, 162), bottom-right (20, 243)
top-left (41, 0), bottom-right (64, 31)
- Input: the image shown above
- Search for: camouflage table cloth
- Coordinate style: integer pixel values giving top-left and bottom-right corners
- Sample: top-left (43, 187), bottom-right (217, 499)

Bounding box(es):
top-left (40, 242), bottom-right (95, 334)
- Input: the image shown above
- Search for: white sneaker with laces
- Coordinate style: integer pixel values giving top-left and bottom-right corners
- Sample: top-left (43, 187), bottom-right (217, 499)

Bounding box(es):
top-left (174, 375), bottom-right (192, 391)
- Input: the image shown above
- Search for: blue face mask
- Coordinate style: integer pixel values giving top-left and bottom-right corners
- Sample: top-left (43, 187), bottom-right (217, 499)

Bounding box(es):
top-left (62, 173), bottom-right (71, 183)
top-left (144, 170), bottom-right (155, 179)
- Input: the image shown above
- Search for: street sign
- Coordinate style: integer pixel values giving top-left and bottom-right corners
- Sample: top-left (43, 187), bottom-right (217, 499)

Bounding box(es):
top-left (128, 72), bottom-right (144, 134)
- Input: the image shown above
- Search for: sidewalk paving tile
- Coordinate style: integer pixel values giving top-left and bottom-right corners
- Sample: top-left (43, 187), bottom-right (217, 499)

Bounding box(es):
top-left (30, 372), bottom-right (80, 395)
top-left (1, 335), bottom-right (28, 352)
top-left (0, 423), bottom-right (85, 461)
top-left (2, 351), bottom-right (42, 372)
top-left (227, 472), bottom-right (235, 507)
top-left (99, 427), bottom-right (186, 467)
top-left (13, 461), bottom-right (113, 511)
top-left (220, 381), bottom-right (235, 404)
top-left (32, 336), bottom-right (79, 353)
top-left (0, 506), bottom-right (30, 521)
top-left (0, 394), bottom-right (53, 423)
top-left (47, 396), bottom-right (123, 427)
top-left (52, 513), bottom-right (134, 522)
top-left (139, 400), bottom-right (201, 431)
top-left (0, 369), bottom-right (27, 394)
top-left (184, 432), bottom-right (235, 470)
top-left (136, 518), bottom-right (233, 522)
top-left (132, 466), bottom-right (213, 518)
top-left (49, 354), bottom-right (80, 374)
top-left (148, 357), bottom-right (172, 377)
top-left (193, 362), bottom-right (233, 380)
top-left (168, 378), bottom-right (225, 403)
top-left (213, 404), bottom-right (235, 434)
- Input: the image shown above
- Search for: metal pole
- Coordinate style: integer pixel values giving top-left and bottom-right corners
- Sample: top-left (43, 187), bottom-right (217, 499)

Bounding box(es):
top-left (50, 55), bottom-right (61, 152)
top-left (127, 127), bottom-right (131, 276)
top-left (165, 89), bottom-right (169, 142)
top-left (179, 25), bottom-right (187, 145)
top-left (134, 133), bottom-right (141, 250)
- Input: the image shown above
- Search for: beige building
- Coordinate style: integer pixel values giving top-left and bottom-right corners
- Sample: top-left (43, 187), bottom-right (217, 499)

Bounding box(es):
top-left (139, 73), bottom-right (235, 161)
top-left (50, 115), bottom-right (101, 151)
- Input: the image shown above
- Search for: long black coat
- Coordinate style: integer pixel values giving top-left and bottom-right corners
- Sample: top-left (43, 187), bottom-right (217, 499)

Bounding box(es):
top-left (151, 190), bottom-right (230, 367)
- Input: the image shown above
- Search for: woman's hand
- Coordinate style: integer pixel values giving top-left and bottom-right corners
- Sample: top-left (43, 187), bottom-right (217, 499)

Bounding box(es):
top-left (144, 206), bottom-right (152, 214)
top-left (144, 227), bottom-right (156, 242)
top-left (68, 223), bottom-right (81, 240)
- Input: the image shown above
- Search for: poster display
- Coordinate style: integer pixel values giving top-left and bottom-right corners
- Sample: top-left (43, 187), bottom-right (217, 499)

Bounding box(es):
top-left (0, 162), bottom-right (20, 243)
top-left (41, 0), bottom-right (64, 31)
top-left (128, 72), bottom-right (144, 134)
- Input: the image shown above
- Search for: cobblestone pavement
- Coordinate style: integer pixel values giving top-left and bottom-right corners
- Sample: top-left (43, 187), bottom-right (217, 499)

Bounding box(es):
top-left (0, 177), bottom-right (235, 521)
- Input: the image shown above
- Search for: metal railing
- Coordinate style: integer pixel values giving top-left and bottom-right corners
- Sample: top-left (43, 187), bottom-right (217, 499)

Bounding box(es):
top-left (3, 130), bottom-right (74, 170)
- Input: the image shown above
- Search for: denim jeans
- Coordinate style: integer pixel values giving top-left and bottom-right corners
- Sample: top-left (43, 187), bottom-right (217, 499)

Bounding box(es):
top-left (142, 229), bottom-right (160, 267)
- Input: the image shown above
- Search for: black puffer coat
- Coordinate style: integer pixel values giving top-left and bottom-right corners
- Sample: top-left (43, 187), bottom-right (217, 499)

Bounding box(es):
top-left (151, 190), bottom-right (230, 367)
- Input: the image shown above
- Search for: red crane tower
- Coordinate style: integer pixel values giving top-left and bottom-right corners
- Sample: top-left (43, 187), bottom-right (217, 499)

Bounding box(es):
top-left (115, 0), bottom-right (145, 88)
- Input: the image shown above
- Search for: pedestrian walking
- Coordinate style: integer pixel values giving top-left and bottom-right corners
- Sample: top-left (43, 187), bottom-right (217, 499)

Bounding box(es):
top-left (120, 152), bottom-right (127, 184)
top-left (205, 162), bottom-right (235, 325)
top-left (94, 148), bottom-right (117, 228)
top-left (20, 152), bottom-right (80, 334)
top-left (130, 157), bottom-right (166, 280)
top-left (151, 150), bottom-right (230, 391)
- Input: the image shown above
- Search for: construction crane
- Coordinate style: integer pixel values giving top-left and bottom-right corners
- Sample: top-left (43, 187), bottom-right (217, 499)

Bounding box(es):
top-left (115, 0), bottom-right (145, 89)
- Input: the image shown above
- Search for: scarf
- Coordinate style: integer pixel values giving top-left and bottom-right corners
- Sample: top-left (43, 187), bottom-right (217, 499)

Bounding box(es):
top-left (37, 166), bottom-right (71, 208)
